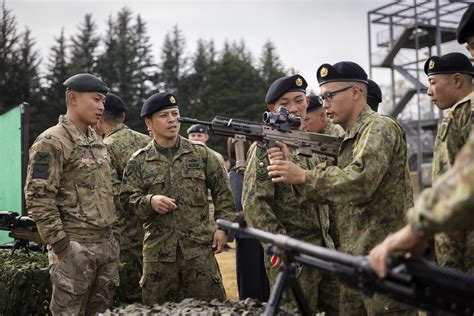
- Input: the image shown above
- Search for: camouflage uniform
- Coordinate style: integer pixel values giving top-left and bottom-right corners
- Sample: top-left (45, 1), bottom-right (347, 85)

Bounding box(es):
top-left (294, 106), bottom-right (415, 315)
top-left (243, 142), bottom-right (324, 313)
top-left (103, 122), bottom-right (150, 302)
top-left (119, 136), bottom-right (235, 304)
top-left (24, 115), bottom-right (120, 315)
top-left (408, 130), bottom-right (474, 238)
top-left (432, 91), bottom-right (473, 272)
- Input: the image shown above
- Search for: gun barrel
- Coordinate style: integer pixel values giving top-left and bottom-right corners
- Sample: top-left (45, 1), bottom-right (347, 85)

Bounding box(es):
top-left (178, 117), bottom-right (212, 126)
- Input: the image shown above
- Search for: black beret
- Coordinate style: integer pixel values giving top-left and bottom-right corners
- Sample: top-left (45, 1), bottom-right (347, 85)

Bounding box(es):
top-left (63, 73), bottom-right (109, 95)
top-left (104, 93), bottom-right (128, 114)
top-left (140, 92), bottom-right (178, 118)
top-left (457, 4), bottom-right (474, 44)
top-left (317, 61), bottom-right (368, 86)
top-left (367, 79), bottom-right (382, 112)
top-left (187, 124), bottom-right (208, 134)
top-left (307, 96), bottom-right (323, 113)
top-left (265, 74), bottom-right (308, 104)
top-left (424, 52), bottom-right (474, 76)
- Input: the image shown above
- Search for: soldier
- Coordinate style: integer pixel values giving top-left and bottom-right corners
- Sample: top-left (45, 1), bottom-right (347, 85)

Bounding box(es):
top-left (424, 52), bottom-right (473, 272)
top-left (370, 130), bottom-right (474, 278)
top-left (119, 92), bottom-right (235, 304)
top-left (24, 73), bottom-right (120, 315)
top-left (267, 62), bottom-right (415, 315)
top-left (457, 3), bottom-right (474, 57)
top-left (97, 92), bottom-right (151, 302)
top-left (367, 79), bottom-right (382, 112)
top-left (242, 74), bottom-right (328, 313)
top-left (187, 123), bottom-right (225, 163)
top-left (304, 95), bottom-right (345, 136)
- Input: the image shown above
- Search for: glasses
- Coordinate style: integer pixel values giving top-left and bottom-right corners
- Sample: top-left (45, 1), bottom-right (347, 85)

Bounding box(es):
top-left (318, 85), bottom-right (353, 103)
top-left (467, 41), bottom-right (474, 50)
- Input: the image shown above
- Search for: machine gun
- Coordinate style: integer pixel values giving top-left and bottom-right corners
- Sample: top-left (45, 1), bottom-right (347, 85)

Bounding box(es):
top-left (0, 211), bottom-right (44, 255)
top-left (178, 107), bottom-right (342, 163)
top-left (217, 218), bottom-right (474, 316)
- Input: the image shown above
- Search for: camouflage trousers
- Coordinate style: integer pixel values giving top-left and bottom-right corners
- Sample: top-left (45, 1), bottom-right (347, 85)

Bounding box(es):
top-left (48, 235), bottom-right (120, 315)
top-left (339, 285), bottom-right (417, 316)
top-left (119, 247), bottom-right (143, 303)
top-left (141, 247), bottom-right (226, 304)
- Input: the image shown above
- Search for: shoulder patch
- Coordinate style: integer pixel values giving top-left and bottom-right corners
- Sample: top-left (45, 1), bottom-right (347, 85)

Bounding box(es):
top-left (32, 151), bottom-right (49, 179)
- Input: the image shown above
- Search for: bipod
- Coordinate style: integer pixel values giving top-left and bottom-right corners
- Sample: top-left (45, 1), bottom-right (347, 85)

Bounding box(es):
top-left (264, 245), bottom-right (312, 316)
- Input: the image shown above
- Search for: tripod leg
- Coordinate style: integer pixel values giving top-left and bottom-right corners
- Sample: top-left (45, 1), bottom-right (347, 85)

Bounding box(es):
top-left (264, 267), bottom-right (289, 316)
top-left (289, 273), bottom-right (313, 316)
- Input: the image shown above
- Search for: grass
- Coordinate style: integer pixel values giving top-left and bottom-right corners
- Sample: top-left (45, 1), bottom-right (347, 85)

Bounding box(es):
top-left (216, 242), bottom-right (239, 301)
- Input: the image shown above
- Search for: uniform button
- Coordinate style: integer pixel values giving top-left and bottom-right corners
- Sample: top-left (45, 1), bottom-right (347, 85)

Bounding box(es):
top-left (259, 161), bottom-right (265, 167)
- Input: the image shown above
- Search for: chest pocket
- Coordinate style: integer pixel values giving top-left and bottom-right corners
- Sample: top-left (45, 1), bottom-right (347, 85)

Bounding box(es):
top-left (180, 168), bottom-right (208, 206)
top-left (145, 173), bottom-right (166, 196)
top-left (438, 116), bottom-right (452, 142)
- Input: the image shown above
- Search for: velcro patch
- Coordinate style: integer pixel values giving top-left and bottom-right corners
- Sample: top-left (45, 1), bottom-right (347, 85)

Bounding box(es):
top-left (256, 168), bottom-right (268, 182)
top-left (186, 158), bottom-right (203, 169)
top-left (32, 152), bottom-right (49, 179)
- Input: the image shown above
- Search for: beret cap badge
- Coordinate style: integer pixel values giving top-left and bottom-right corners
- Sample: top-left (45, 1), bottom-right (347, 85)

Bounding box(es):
top-left (295, 77), bottom-right (303, 87)
top-left (428, 59), bottom-right (435, 70)
top-left (320, 67), bottom-right (328, 78)
top-left (170, 95), bottom-right (176, 104)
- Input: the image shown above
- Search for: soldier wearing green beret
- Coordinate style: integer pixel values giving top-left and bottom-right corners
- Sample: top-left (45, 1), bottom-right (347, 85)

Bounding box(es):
top-left (96, 93), bottom-right (151, 303)
top-left (119, 92), bottom-right (235, 304)
top-left (242, 74), bottom-right (333, 314)
top-left (267, 62), bottom-right (415, 315)
top-left (423, 52), bottom-right (474, 273)
top-left (24, 73), bottom-right (120, 315)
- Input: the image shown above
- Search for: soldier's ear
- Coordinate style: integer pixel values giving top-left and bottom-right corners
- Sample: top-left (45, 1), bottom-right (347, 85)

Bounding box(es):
top-left (267, 103), bottom-right (276, 112)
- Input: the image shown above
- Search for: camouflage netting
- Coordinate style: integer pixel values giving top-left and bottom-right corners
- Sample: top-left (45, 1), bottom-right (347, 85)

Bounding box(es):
top-left (102, 298), bottom-right (318, 315)
top-left (0, 249), bottom-right (51, 315)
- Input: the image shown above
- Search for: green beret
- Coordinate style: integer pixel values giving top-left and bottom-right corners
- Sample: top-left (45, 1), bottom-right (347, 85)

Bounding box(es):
top-left (63, 73), bottom-right (109, 95)
top-left (265, 74), bottom-right (308, 104)
top-left (141, 92), bottom-right (178, 118)
top-left (187, 124), bottom-right (208, 134)
top-left (457, 4), bottom-right (474, 44)
top-left (317, 61), bottom-right (368, 86)
top-left (424, 53), bottom-right (474, 76)
top-left (307, 96), bottom-right (323, 113)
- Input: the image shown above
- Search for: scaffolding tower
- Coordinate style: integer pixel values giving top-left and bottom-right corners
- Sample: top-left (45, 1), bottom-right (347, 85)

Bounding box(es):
top-left (367, 0), bottom-right (471, 189)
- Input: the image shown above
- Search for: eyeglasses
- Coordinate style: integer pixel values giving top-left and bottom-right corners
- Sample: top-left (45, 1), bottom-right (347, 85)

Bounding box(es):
top-left (318, 85), bottom-right (353, 103)
top-left (467, 41), bottom-right (474, 50)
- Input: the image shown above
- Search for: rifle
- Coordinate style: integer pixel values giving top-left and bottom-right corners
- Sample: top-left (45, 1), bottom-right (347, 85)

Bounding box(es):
top-left (0, 211), bottom-right (44, 255)
top-left (217, 218), bottom-right (474, 316)
top-left (178, 107), bottom-right (342, 162)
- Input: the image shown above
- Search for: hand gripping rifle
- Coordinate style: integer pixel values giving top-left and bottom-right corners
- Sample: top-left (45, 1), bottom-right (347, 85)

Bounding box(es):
top-left (217, 217), bottom-right (474, 316)
top-left (178, 107), bottom-right (342, 163)
top-left (0, 211), bottom-right (44, 255)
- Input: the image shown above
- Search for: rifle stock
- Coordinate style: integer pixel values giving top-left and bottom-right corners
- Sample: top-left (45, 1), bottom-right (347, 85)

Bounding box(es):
top-left (217, 219), bottom-right (474, 315)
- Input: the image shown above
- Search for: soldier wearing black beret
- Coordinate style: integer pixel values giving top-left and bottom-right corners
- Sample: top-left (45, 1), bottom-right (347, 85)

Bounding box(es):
top-left (367, 79), bottom-right (382, 112)
top-left (267, 61), bottom-right (414, 315)
top-left (424, 52), bottom-right (474, 273)
top-left (63, 73), bottom-right (109, 95)
top-left (457, 4), bottom-right (474, 57)
top-left (304, 95), bottom-right (344, 138)
top-left (120, 92), bottom-right (235, 304)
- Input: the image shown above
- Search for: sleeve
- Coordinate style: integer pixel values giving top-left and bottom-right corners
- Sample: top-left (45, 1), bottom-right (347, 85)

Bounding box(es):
top-left (407, 134), bottom-right (474, 236)
top-left (119, 156), bottom-right (155, 221)
top-left (24, 137), bottom-right (69, 253)
top-left (242, 143), bottom-right (287, 235)
top-left (295, 120), bottom-right (398, 205)
top-left (205, 147), bottom-right (235, 223)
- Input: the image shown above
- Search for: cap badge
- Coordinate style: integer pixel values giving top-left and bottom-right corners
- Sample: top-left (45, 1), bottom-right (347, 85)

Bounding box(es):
top-left (320, 67), bottom-right (328, 78)
top-left (295, 77), bottom-right (303, 87)
top-left (428, 59), bottom-right (435, 70)
top-left (170, 95), bottom-right (176, 104)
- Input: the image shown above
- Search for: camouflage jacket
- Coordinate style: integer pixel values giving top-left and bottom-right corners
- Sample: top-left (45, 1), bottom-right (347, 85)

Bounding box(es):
top-left (119, 136), bottom-right (235, 263)
top-left (408, 130), bottom-right (474, 237)
top-left (103, 123), bottom-right (150, 252)
top-left (432, 91), bottom-right (473, 181)
top-left (295, 105), bottom-right (414, 255)
top-left (242, 143), bottom-right (323, 245)
top-left (25, 115), bottom-right (117, 253)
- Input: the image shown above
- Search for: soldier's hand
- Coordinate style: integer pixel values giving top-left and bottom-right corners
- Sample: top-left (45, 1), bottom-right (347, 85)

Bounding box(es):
top-left (267, 141), bottom-right (290, 161)
top-left (151, 195), bottom-right (177, 214)
top-left (369, 224), bottom-right (427, 278)
top-left (212, 230), bottom-right (227, 254)
top-left (267, 160), bottom-right (305, 184)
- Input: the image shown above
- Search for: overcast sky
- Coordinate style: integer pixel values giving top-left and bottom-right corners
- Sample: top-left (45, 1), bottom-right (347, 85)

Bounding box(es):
top-left (7, 0), bottom-right (470, 94)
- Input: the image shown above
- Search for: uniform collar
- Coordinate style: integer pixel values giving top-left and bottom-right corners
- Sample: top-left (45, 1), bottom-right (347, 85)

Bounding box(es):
top-left (344, 104), bottom-right (375, 140)
top-left (105, 123), bottom-right (127, 138)
top-left (450, 90), bottom-right (474, 112)
top-left (59, 115), bottom-right (100, 145)
top-left (145, 135), bottom-right (194, 162)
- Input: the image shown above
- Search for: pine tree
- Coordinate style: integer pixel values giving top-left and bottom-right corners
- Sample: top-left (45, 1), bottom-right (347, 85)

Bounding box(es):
top-left (69, 13), bottom-right (100, 74)
top-left (45, 29), bottom-right (70, 111)
top-left (259, 40), bottom-right (286, 87)
top-left (159, 25), bottom-right (186, 93)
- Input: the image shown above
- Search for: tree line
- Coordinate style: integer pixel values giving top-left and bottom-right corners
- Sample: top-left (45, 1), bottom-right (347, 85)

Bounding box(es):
top-left (0, 2), bottom-right (288, 153)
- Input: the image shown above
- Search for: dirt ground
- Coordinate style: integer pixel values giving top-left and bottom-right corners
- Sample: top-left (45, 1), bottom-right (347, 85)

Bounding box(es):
top-left (215, 242), bottom-right (239, 301)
